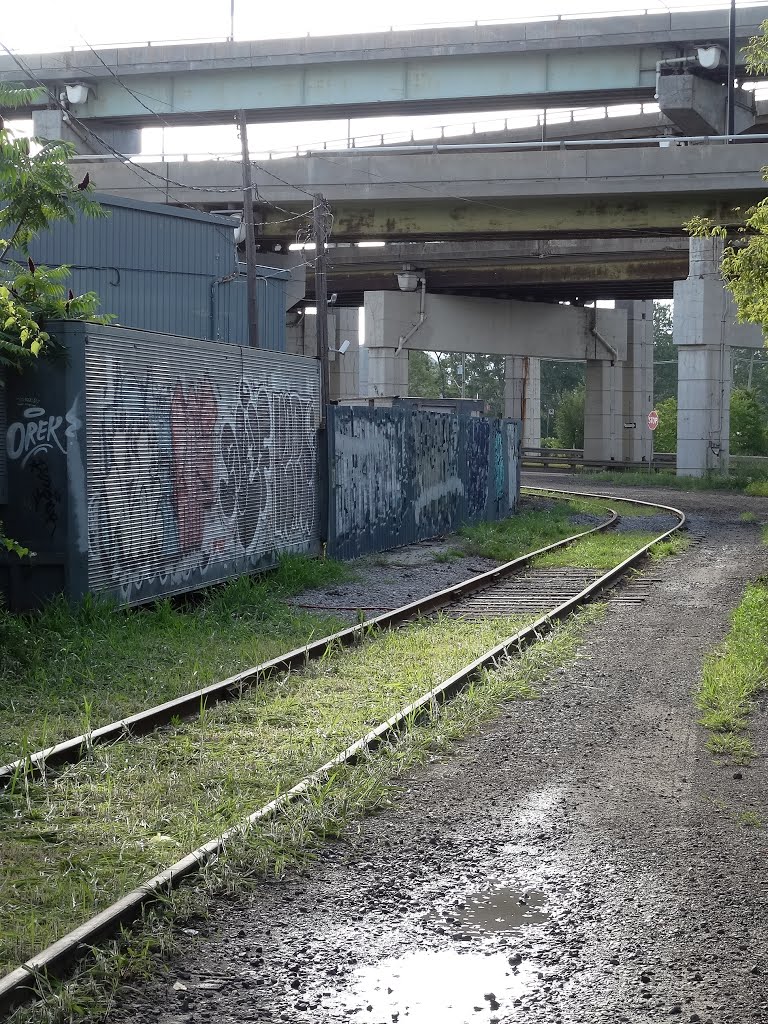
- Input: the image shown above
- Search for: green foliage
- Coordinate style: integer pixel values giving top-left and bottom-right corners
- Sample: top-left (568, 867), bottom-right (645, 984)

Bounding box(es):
top-left (696, 580), bottom-right (768, 760)
top-left (0, 83), bottom-right (110, 372)
top-left (653, 301), bottom-right (677, 402)
top-left (730, 388), bottom-right (767, 455)
top-left (553, 387), bottom-right (585, 448)
top-left (540, 360), bottom-right (584, 436)
top-left (407, 351), bottom-right (505, 416)
top-left (407, 350), bottom-right (442, 398)
top-left (653, 396), bottom-right (678, 454)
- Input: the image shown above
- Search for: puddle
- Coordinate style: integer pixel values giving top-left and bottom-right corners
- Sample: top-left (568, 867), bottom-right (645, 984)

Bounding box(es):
top-left (340, 947), bottom-right (535, 1023)
top-left (450, 887), bottom-right (550, 934)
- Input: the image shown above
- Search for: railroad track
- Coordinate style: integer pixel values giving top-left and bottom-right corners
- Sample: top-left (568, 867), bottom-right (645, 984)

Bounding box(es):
top-left (0, 487), bottom-right (685, 1014)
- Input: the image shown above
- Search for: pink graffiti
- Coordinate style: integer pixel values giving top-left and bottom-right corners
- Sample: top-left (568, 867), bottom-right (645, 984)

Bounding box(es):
top-left (170, 380), bottom-right (218, 553)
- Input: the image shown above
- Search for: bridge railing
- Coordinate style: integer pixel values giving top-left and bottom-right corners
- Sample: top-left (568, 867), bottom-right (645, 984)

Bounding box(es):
top-left (51, 1), bottom-right (768, 51)
top-left (97, 100), bottom-right (663, 164)
top-left (521, 447), bottom-right (677, 471)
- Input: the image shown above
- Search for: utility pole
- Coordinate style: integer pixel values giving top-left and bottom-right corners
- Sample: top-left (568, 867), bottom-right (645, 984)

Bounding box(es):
top-left (313, 194), bottom-right (331, 418)
top-left (727, 0), bottom-right (736, 140)
top-left (238, 109), bottom-right (259, 348)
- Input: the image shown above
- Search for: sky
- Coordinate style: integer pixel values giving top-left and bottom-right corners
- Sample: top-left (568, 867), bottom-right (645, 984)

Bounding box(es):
top-left (1, 0), bottom-right (741, 155)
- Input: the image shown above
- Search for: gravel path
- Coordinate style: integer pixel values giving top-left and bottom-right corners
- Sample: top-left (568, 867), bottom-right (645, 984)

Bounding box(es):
top-left (110, 481), bottom-right (768, 1024)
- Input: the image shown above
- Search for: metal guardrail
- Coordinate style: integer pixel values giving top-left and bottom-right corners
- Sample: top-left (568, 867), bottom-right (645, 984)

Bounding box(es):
top-left (45, 1), bottom-right (768, 51)
top-left (84, 101), bottom-right (662, 165)
top-left (522, 447), bottom-right (677, 471)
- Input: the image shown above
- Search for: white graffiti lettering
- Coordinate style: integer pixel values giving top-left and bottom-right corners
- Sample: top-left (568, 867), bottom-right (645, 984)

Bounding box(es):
top-left (6, 406), bottom-right (66, 466)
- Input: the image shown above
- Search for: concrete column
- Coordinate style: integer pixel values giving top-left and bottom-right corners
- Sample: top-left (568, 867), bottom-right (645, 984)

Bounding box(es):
top-left (504, 355), bottom-right (541, 446)
top-left (364, 292), bottom-right (416, 398)
top-left (32, 109), bottom-right (141, 154)
top-left (328, 308), bottom-right (360, 401)
top-left (584, 359), bottom-right (621, 462)
top-left (366, 347), bottom-right (408, 398)
top-left (616, 299), bottom-right (654, 463)
top-left (674, 238), bottom-right (731, 477)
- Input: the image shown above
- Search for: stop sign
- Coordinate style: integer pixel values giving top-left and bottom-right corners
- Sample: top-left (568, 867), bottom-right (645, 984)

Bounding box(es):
top-left (648, 409), bottom-right (659, 431)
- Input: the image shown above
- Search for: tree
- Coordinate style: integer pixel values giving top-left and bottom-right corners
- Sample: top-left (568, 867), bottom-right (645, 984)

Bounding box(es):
top-left (408, 350), bottom-right (442, 398)
top-left (730, 388), bottom-right (766, 455)
top-left (685, 27), bottom-right (768, 338)
top-left (653, 301), bottom-right (677, 403)
top-left (1, 84), bottom-right (107, 371)
top-left (1, 84), bottom-right (109, 554)
top-left (653, 396), bottom-right (678, 454)
top-left (540, 360), bottom-right (584, 437)
top-left (554, 387), bottom-right (585, 448)
top-left (408, 350), bottom-right (505, 415)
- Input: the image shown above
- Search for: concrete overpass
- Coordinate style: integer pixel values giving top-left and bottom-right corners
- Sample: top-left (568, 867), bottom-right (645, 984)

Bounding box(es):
top-left (321, 238), bottom-right (690, 304)
top-left (4, 6), bottom-right (766, 134)
top-left (72, 140), bottom-right (768, 240)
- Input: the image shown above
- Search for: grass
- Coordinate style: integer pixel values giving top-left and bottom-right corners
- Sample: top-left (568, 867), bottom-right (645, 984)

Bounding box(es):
top-left (0, 555), bottom-right (349, 763)
top-left (740, 511), bottom-right (759, 523)
top-left (695, 580), bottom-right (768, 762)
top-left (738, 810), bottom-right (764, 828)
top-left (582, 468), bottom-right (768, 493)
top-left (532, 530), bottom-right (689, 570)
top-left (0, 611), bottom-right (533, 976)
top-left (459, 493), bottom-right (613, 563)
top-left (6, 603), bottom-right (604, 1024)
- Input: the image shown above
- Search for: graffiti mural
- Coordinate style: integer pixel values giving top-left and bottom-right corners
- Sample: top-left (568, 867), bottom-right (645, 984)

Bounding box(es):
top-left (329, 406), bottom-right (520, 560)
top-left (85, 339), bottom-right (319, 603)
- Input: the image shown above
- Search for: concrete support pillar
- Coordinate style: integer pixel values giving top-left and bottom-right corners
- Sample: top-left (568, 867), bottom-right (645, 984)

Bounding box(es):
top-left (364, 291), bottom-right (417, 398)
top-left (366, 347), bottom-right (408, 398)
top-left (674, 238), bottom-right (731, 477)
top-left (584, 359), bottom-right (621, 462)
top-left (504, 355), bottom-right (541, 446)
top-left (328, 308), bottom-right (360, 401)
top-left (32, 109), bottom-right (141, 154)
top-left (616, 299), bottom-right (654, 463)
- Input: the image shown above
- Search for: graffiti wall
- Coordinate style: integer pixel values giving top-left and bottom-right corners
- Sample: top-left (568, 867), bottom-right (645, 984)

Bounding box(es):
top-left (329, 405), bottom-right (520, 560)
top-left (0, 323), bottom-right (320, 609)
top-left (85, 331), bottom-right (319, 603)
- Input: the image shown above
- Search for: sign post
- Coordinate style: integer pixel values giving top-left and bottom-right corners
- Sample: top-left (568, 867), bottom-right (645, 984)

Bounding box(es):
top-left (647, 409), bottom-right (659, 475)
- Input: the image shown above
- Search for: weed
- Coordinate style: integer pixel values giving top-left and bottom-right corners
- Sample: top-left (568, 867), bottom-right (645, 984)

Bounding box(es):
top-left (583, 467), bottom-right (768, 494)
top-left (5, 605), bottom-right (604, 1024)
top-left (738, 810), bottom-right (763, 828)
top-left (739, 511), bottom-right (759, 523)
top-left (0, 556), bottom-right (349, 762)
top-left (696, 582), bottom-right (768, 755)
top-left (532, 530), bottom-right (688, 570)
top-left (707, 733), bottom-right (755, 763)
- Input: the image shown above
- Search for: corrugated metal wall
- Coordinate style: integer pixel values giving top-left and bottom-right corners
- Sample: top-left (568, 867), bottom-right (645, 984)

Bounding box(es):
top-left (84, 326), bottom-right (319, 604)
top-left (24, 196), bottom-right (287, 350)
top-left (328, 406), bottom-right (520, 560)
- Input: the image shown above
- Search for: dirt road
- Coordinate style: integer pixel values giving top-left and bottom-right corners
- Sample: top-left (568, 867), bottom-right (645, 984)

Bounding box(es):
top-left (112, 483), bottom-right (768, 1024)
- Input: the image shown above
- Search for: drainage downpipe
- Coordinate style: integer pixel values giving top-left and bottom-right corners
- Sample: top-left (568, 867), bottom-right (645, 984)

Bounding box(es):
top-left (395, 276), bottom-right (427, 355)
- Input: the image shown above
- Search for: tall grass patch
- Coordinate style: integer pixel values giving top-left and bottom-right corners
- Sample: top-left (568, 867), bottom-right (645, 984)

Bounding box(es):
top-left (696, 581), bottom-right (768, 760)
top-left (0, 556), bottom-right (349, 762)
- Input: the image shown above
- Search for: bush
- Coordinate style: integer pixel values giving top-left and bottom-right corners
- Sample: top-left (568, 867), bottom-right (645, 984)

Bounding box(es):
top-left (554, 388), bottom-right (585, 449)
top-left (731, 389), bottom-right (767, 455)
top-left (653, 397), bottom-right (678, 454)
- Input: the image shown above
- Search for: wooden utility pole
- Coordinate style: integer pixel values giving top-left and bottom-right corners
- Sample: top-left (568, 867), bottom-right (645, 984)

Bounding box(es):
top-left (238, 109), bottom-right (259, 347)
top-left (313, 193), bottom-right (331, 415)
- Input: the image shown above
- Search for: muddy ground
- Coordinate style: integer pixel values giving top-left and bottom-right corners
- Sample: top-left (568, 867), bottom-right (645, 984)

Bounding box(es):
top-left (111, 480), bottom-right (768, 1024)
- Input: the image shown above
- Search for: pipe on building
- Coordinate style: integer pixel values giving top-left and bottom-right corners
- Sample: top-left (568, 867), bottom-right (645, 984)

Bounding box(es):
top-left (395, 276), bottom-right (427, 355)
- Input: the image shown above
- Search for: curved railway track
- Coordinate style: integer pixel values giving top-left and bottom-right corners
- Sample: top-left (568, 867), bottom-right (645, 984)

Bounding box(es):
top-left (0, 487), bottom-right (686, 1013)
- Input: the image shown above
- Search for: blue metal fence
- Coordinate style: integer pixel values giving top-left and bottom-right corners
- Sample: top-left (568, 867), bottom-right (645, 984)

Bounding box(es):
top-left (328, 405), bottom-right (520, 560)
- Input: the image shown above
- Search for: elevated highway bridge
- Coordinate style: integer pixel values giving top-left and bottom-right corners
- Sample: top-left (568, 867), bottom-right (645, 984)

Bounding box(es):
top-left (3, 6), bottom-right (767, 130)
top-left (72, 139), bottom-right (768, 241)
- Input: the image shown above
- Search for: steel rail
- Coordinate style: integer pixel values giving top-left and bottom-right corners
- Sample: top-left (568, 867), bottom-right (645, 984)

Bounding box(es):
top-left (0, 505), bottom-right (617, 789)
top-left (0, 487), bottom-right (685, 1014)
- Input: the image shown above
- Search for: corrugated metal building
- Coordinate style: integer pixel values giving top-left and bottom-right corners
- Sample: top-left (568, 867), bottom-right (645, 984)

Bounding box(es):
top-left (23, 194), bottom-right (289, 350)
